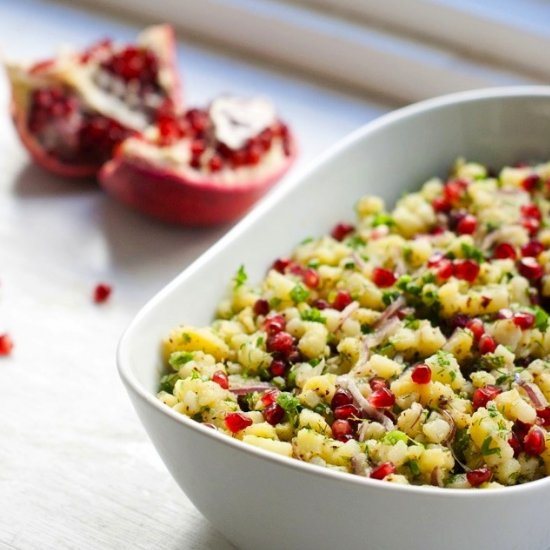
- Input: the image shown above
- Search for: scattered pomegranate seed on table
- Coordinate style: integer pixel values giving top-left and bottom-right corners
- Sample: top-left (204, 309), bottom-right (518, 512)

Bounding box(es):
top-left (93, 283), bottom-right (112, 304)
top-left (0, 334), bottom-right (14, 356)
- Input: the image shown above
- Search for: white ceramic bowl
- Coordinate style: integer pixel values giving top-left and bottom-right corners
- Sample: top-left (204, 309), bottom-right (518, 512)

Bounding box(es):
top-left (118, 87), bottom-right (550, 550)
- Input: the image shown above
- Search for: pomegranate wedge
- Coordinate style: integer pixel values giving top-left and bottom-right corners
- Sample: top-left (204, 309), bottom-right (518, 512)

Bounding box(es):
top-left (6, 25), bottom-right (182, 178)
top-left (99, 96), bottom-right (297, 225)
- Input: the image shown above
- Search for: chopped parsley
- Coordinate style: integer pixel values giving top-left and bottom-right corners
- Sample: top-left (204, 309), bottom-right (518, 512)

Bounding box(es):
top-left (461, 242), bottom-right (485, 263)
top-left (159, 373), bottom-right (180, 393)
top-left (169, 351), bottom-right (194, 369)
top-left (277, 392), bottom-right (302, 424)
top-left (383, 430), bottom-right (409, 446)
top-left (290, 284), bottom-right (310, 304)
top-left (300, 307), bottom-right (327, 324)
top-left (480, 435), bottom-right (501, 457)
top-left (233, 264), bottom-right (248, 288)
top-left (532, 306), bottom-right (549, 332)
top-left (382, 290), bottom-right (401, 306)
top-left (347, 235), bottom-right (367, 249)
top-left (372, 213), bottom-right (395, 227)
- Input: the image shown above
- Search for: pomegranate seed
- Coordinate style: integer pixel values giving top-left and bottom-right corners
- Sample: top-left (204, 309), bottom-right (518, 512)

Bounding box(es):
top-left (430, 226), bottom-right (445, 235)
top-left (514, 420), bottom-right (532, 441)
top-left (331, 223), bottom-right (355, 241)
top-left (478, 334), bottom-right (497, 354)
top-left (444, 179), bottom-right (468, 205)
top-left (453, 259), bottom-right (480, 282)
top-left (303, 268), bottom-right (320, 289)
top-left (536, 407), bottom-right (550, 427)
top-left (437, 259), bottom-right (454, 280)
top-left (289, 264), bottom-right (305, 277)
top-left (432, 196), bottom-right (451, 213)
top-left (266, 331), bottom-right (294, 354)
top-left (372, 267), bottom-right (397, 288)
top-left (370, 462), bottom-right (396, 480)
top-left (272, 258), bottom-right (291, 273)
top-left (331, 388), bottom-right (354, 410)
top-left (331, 419), bottom-right (354, 441)
top-left (264, 314), bottom-right (286, 334)
top-left (208, 155), bottom-right (224, 172)
top-left (269, 359), bottom-right (287, 377)
top-left (523, 427), bottom-right (546, 456)
top-left (103, 46), bottom-right (158, 83)
top-left (245, 142), bottom-right (263, 165)
top-left (512, 311), bottom-right (535, 330)
top-left (253, 298), bottom-right (270, 316)
top-left (93, 283), bottom-right (112, 304)
top-left (261, 389), bottom-right (279, 406)
top-left (186, 108), bottom-right (208, 133)
top-left (521, 240), bottom-right (544, 258)
top-left (411, 364), bottom-right (432, 384)
top-left (472, 385), bottom-right (501, 410)
top-left (334, 404), bottom-right (360, 420)
top-left (456, 214), bottom-right (477, 235)
top-left (493, 242), bottom-right (517, 260)
top-left (508, 432), bottom-right (522, 457)
top-left (518, 257), bottom-right (544, 280)
top-left (521, 174), bottom-right (540, 192)
top-left (467, 466), bottom-right (493, 487)
top-left (368, 387), bottom-right (395, 408)
top-left (224, 412), bottom-right (253, 433)
top-left (212, 370), bottom-right (229, 389)
top-left (369, 377), bottom-right (388, 391)
top-left (332, 290), bottom-right (353, 311)
top-left (0, 334), bottom-right (14, 356)
top-left (466, 318), bottom-right (485, 341)
top-left (522, 217), bottom-right (540, 236)
top-left (521, 204), bottom-right (542, 220)
top-left (313, 299), bottom-right (329, 310)
top-left (190, 139), bottom-right (206, 157)
top-left (264, 403), bottom-right (285, 425)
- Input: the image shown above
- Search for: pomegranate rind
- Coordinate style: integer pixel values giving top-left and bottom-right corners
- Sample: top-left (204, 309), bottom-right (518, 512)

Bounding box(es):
top-left (4, 25), bottom-right (183, 178)
top-left (98, 137), bottom-right (297, 225)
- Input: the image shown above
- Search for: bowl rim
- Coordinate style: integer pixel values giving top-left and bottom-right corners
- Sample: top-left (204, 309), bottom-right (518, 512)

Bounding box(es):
top-left (118, 85), bottom-right (550, 498)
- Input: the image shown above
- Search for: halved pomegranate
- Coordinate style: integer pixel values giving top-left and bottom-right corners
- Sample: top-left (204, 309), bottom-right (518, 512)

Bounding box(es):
top-left (99, 95), bottom-right (297, 225)
top-left (6, 25), bottom-right (182, 178)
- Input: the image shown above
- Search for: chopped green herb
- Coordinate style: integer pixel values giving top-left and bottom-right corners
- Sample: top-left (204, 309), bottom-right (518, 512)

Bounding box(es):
top-left (372, 213), bottom-right (395, 227)
top-left (233, 264), bottom-right (248, 288)
top-left (382, 290), bottom-right (401, 306)
top-left (290, 284), bottom-right (310, 304)
top-left (277, 392), bottom-right (302, 424)
top-left (408, 460), bottom-right (420, 476)
top-left (360, 323), bottom-right (373, 334)
top-left (383, 430), bottom-right (409, 446)
top-left (403, 246), bottom-right (413, 262)
top-left (308, 258), bottom-right (321, 268)
top-left (309, 358), bottom-right (322, 367)
top-left (461, 242), bottom-right (485, 263)
top-left (269, 297), bottom-right (282, 309)
top-left (479, 354), bottom-right (505, 370)
top-left (300, 307), bottom-right (327, 324)
top-left (343, 261), bottom-right (356, 270)
top-left (480, 435), bottom-right (501, 457)
top-left (301, 236), bottom-right (314, 245)
top-left (159, 373), bottom-right (180, 393)
top-left (169, 351), bottom-right (194, 369)
top-left (532, 306), bottom-right (549, 332)
top-left (256, 336), bottom-right (265, 347)
top-left (347, 235), bottom-right (367, 249)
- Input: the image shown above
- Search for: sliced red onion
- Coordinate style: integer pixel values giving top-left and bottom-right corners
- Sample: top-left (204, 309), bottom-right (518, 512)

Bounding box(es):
top-left (516, 379), bottom-right (548, 409)
top-left (440, 409), bottom-right (457, 445)
top-left (335, 301), bottom-right (360, 331)
top-left (365, 316), bottom-right (401, 349)
top-left (375, 296), bottom-right (406, 328)
top-left (351, 252), bottom-right (367, 271)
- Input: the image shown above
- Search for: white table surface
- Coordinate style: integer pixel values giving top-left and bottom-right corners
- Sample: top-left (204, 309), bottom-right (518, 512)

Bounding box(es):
top-left (0, 1), bottom-right (391, 548)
